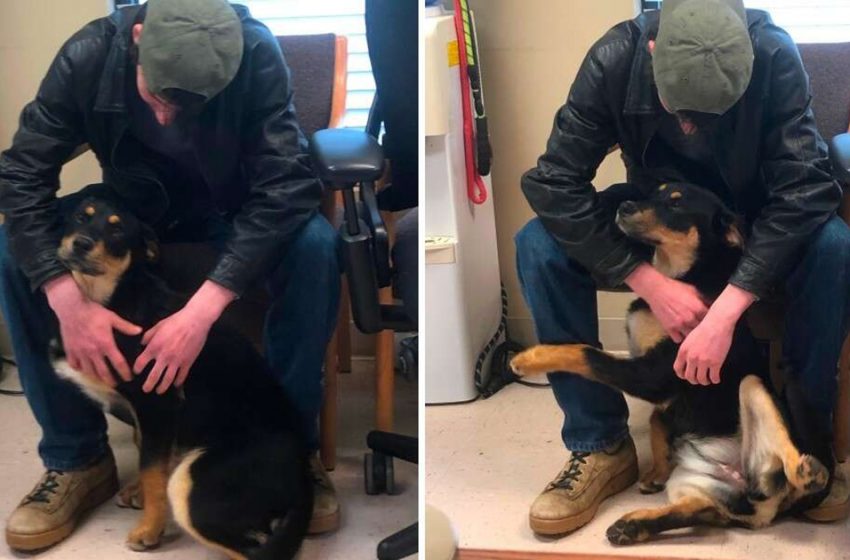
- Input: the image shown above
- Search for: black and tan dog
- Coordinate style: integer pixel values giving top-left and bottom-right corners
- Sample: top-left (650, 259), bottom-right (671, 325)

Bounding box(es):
top-left (511, 183), bottom-right (833, 544)
top-left (52, 190), bottom-right (312, 559)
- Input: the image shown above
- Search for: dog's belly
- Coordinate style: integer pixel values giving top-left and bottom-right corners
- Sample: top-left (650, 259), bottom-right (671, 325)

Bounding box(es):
top-left (53, 358), bottom-right (140, 430)
top-left (626, 307), bottom-right (668, 357)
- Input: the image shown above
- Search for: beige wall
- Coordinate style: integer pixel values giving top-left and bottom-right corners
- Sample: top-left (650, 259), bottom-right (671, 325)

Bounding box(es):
top-left (0, 0), bottom-right (108, 356)
top-left (468, 0), bottom-right (640, 351)
top-left (0, 0), bottom-right (108, 194)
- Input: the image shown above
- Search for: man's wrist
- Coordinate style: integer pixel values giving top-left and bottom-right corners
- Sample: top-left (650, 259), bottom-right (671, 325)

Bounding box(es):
top-left (624, 262), bottom-right (664, 297)
top-left (186, 280), bottom-right (237, 325)
top-left (43, 273), bottom-right (82, 312)
top-left (707, 284), bottom-right (756, 327)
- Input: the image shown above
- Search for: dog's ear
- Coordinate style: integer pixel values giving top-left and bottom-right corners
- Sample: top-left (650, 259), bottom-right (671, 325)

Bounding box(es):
top-left (714, 209), bottom-right (744, 248)
top-left (140, 223), bottom-right (160, 263)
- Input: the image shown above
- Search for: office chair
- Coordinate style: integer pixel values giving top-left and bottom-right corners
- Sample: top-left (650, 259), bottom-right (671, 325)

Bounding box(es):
top-left (310, 99), bottom-right (418, 559)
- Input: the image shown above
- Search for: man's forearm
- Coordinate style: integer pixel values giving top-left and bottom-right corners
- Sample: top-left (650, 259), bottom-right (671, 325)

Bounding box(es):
top-left (185, 280), bottom-right (237, 325)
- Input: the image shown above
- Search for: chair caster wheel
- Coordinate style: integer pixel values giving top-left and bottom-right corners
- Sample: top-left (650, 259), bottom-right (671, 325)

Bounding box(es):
top-left (364, 451), bottom-right (395, 495)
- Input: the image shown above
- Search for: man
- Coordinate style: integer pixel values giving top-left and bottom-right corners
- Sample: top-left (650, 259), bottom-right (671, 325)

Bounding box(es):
top-left (517, 0), bottom-right (850, 536)
top-left (0, 0), bottom-right (340, 551)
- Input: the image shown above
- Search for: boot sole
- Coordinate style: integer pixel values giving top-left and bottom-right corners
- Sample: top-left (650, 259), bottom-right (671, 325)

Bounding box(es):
top-left (6, 469), bottom-right (119, 552)
top-left (801, 497), bottom-right (850, 523)
top-left (308, 509), bottom-right (340, 535)
top-left (529, 459), bottom-right (638, 536)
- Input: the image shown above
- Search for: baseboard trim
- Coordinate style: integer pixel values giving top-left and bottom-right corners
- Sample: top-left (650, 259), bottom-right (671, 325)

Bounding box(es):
top-left (457, 549), bottom-right (707, 560)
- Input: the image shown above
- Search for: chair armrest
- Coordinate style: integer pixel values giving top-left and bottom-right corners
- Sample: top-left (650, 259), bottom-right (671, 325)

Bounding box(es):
top-left (829, 133), bottom-right (850, 184)
top-left (310, 128), bottom-right (385, 187)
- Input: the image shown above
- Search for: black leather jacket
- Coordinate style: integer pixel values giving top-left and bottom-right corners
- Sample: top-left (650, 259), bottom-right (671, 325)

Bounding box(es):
top-left (522, 10), bottom-right (841, 298)
top-left (0, 4), bottom-right (321, 295)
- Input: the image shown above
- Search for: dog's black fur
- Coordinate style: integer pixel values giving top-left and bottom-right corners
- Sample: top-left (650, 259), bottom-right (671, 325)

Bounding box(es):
top-left (511, 182), bottom-right (834, 544)
top-left (53, 189), bottom-right (312, 559)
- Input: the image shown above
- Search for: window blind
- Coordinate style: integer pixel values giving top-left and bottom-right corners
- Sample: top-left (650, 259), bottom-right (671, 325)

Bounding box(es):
top-left (241, 0), bottom-right (374, 129)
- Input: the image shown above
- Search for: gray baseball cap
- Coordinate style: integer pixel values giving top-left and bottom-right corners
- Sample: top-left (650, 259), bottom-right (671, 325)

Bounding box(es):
top-left (138, 0), bottom-right (244, 103)
top-left (653, 0), bottom-right (754, 115)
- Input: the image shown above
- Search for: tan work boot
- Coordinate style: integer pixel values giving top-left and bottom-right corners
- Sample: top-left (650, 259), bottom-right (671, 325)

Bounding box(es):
top-left (6, 452), bottom-right (119, 551)
top-left (307, 454), bottom-right (340, 534)
top-left (530, 436), bottom-right (638, 535)
top-left (803, 461), bottom-right (850, 522)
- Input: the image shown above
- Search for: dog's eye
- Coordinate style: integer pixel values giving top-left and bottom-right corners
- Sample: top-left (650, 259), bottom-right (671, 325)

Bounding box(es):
top-left (669, 199), bottom-right (682, 209)
top-left (74, 213), bottom-right (88, 224)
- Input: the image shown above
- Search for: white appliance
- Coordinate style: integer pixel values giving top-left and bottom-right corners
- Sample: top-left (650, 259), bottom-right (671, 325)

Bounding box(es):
top-left (425, 6), bottom-right (502, 404)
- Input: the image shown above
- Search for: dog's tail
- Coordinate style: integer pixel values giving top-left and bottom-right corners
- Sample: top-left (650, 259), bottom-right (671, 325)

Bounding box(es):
top-left (249, 471), bottom-right (314, 560)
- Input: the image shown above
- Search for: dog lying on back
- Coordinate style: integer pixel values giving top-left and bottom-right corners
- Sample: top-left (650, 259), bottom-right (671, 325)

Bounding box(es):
top-left (52, 189), bottom-right (312, 559)
top-left (511, 183), bottom-right (833, 544)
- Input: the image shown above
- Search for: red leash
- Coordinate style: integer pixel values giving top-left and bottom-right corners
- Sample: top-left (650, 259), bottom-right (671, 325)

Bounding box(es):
top-left (453, 0), bottom-right (488, 205)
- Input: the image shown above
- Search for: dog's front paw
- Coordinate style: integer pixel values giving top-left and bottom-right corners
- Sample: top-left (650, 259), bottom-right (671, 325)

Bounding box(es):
top-left (638, 476), bottom-right (666, 495)
top-left (116, 478), bottom-right (143, 509)
top-left (126, 524), bottom-right (163, 551)
top-left (509, 348), bottom-right (548, 377)
top-left (793, 454), bottom-right (829, 495)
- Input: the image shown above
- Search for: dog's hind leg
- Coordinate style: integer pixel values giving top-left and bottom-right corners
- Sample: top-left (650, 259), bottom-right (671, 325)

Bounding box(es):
top-left (739, 375), bottom-right (829, 501)
top-left (606, 494), bottom-right (725, 545)
top-left (640, 408), bottom-right (674, 494)
top-left (168, 437), bottom-right (312, 560)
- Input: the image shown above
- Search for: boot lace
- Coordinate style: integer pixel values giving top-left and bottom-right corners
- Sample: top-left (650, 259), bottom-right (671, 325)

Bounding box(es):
top-left (23, 471), bottom-right (64, 504)
top-left (550, 452), bottom-right (591, 491)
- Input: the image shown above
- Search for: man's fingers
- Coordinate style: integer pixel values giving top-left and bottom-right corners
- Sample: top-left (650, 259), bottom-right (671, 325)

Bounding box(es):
top-left (696, 362), bottom-right (711, 386)
top-left (684, 357), bottom-right (698, 385)
top-left (143, 361), bottom-right (166, 393)
top-left (709, 366), bottom-right (721, 385)
top-left (106, 348), bottom-right (132, 382)
top-left (92, 356), bottom-right (115, 388)
top-left (133, 348), bottom-right (154, 375)
top-left (67, 353), bottom-right (81, 371)
top-left (112, 314), bottom-right (143, 337)
top-left (674, 349), bottom-right (686, 378)
top-left (175, 366), bottom-right (190, 388)
top-left (141, 323), bottom-right (162, 346)
top-left (156, 366), bottom-right (178, 395)
top-left (670, 329), bottom-right (684, 343)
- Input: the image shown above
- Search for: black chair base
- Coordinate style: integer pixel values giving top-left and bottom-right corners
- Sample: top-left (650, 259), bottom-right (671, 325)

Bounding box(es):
top-left (366, 431), bottom-right (418, 559)
top-left (377, 522), bottom-right (418, 560)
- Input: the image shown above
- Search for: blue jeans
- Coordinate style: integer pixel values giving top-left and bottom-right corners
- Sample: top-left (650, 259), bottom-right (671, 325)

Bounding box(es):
top-left (515, 216), bottom-right (850, 452)
top-left (0, 202), bottom-right (339, 470)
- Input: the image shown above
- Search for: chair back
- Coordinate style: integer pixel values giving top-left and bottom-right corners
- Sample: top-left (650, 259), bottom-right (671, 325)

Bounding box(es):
top-left (277, 34), bottom-right (348, 137)
top-left (797, 43), bottom-right (850, 140)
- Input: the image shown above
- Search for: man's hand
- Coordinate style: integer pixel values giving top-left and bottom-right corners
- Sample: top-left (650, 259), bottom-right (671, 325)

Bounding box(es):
top-left (44, 274), bottom-right (142, 387)
top-left (134, 280), bottom-right (235, 394)
top-left (674, 284), bottom-right (756, 385)
top-left (625, 263), bottom-right (708, 342)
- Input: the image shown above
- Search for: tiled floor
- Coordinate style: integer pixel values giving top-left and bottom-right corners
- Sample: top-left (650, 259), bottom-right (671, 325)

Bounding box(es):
top-left (0, 357), bottom-right (418, 559)
top-left (427, 381), bottom-right (850, 559)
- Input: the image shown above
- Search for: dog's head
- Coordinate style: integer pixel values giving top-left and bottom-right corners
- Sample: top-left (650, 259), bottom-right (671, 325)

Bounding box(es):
top-left (615, 183), bottom-right (743, 278)
top-left (57, 195), bottom-right (158, 304)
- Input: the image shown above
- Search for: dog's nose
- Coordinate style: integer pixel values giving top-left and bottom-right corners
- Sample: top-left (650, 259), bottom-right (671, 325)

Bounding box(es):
top-left (73, 236), bottom-right (95, 253)
top-left (619, 201), bottom-right (639, 216)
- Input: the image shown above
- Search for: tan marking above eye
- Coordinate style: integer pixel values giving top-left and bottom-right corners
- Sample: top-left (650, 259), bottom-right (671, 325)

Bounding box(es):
top-left (670, 191), bottom-right (683, 199)
top-left (108, 215), bottom-right (121, 224)
top-left (85, 206), bottom-right (96, 216)
top-left (659, 184), bottom-right (668, 191)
